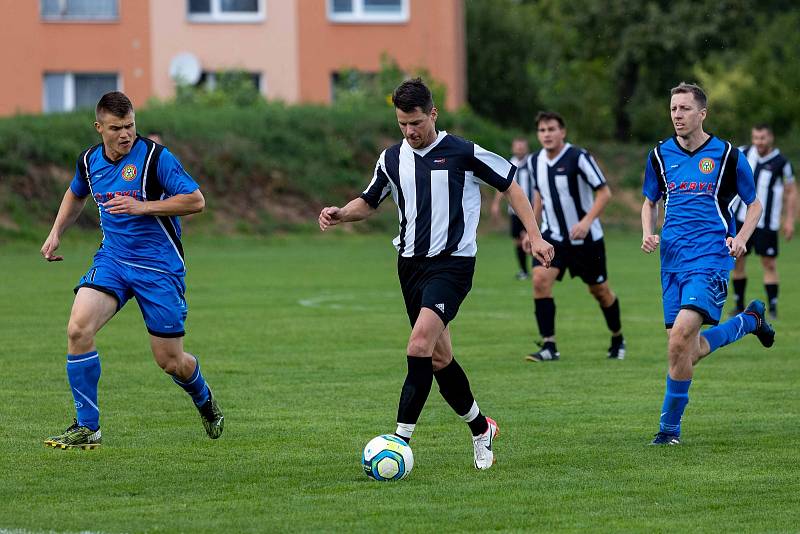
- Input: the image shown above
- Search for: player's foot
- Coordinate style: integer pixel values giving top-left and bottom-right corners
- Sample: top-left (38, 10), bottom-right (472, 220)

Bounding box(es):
top-left (743, 300), bottom-right (775, 348)
top-left (473, 417), bottom-right (499, 469)
top-left (526, 341), bottom-right (559, 362)
top-left (198, 389), bottom-right (224, 439)
top-left (515, 270), bottom-right (530, 281)
top-left (44, 419), bottom-right (101, 450)
top-left (649, 432), bottom-right (681, 446)
top-left (607, 335), bottom-right (626, 360)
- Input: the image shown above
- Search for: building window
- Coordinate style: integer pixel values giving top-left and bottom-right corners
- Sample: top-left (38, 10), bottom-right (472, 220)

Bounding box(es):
top-left (43, 73), bottom-right (118, 113)
top-left (41, 0), bottom-right (119, 21)
top-left (188, 0), bottom-right (265, 23)
top-left (327, 0), bottom-right (408, 23)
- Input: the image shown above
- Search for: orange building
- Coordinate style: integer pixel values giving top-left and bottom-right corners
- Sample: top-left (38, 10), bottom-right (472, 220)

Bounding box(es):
top-left (0, 0), bottom-right (465, 116)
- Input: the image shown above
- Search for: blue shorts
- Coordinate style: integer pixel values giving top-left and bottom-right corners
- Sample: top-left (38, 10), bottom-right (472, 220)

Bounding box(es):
top-left (75, 255), bottom-right (188, 338)
top-left (661, 269), bottom-right (729, 329)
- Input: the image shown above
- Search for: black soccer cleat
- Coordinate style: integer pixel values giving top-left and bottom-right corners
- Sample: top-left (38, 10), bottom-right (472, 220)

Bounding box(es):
top-left (526, 341), bottom-right (560, 362)
top-left (607, 335), bottom-right (626, 360)
top-left (743, 300), bottom-right (775, 348)
top-left (650, 432), bottom-right (681, 446)
top-left (197, 388), bottom-right (224, 439)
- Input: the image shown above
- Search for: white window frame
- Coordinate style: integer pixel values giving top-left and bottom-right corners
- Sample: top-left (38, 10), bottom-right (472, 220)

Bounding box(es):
top-left (40, 0), bottom-right (119, 22)
top-left (188, 0), bottom-right (266, 23)
top-left (43, 72), bottom-right (120, 113)
top-left (327, 0), bottom-right (409, 24)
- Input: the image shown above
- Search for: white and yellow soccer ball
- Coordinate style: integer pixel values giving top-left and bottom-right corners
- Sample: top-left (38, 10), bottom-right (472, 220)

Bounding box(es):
top-left (361, 434), bottom-right (414, 481)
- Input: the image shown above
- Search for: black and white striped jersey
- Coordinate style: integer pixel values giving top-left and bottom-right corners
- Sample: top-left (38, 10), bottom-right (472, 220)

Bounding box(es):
top-left (506, 154), bottom-right (533, 216)
top-left (524, 143), bottom-right (607, 244)
top-left (732, 146), bottom-right (794, 230)
top-left (360, 130), bottom-right (514, 258)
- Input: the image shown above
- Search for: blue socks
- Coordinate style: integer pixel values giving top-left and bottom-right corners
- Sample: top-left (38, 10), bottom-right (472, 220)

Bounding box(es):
top-left (66, 351), bottom-right (101, 431)
top-left (171, 355), bottom-right (210, 407)
top-left (659, 374), bottom-right (691, 436)
top-left (701, 312), bottom-right (758, 353)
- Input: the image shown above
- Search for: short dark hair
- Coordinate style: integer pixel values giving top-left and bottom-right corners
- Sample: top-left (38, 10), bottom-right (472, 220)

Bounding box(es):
top-left (752, 123), bottom-right (773, 133)
top-left (670, 82), bottom-right (707, 109)
top-left (392, 78), bottom-right (434, 114)
top-left (535, 111), bottom-right (565, 129)
top-left (96, 91), bottom-right (134, 121)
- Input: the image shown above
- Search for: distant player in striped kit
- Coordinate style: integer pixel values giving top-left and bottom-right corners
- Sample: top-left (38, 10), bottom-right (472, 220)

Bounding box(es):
top-left (729, 125), bottom-right (796, 319)
top-left (40, 92), bottom-right (223, 449)
top-left (491, 137), bottom-right (533, 280)
top-left (319, 78), bottom-right (554, 470)
top-left (523, 111), bottom-right (625, 362)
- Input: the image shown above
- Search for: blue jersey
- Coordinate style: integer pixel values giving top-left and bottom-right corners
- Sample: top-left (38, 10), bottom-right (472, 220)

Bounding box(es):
top-left (70, 136), bottom-right (199, 275)
top-left (643, 135), bottom-right (756, 273)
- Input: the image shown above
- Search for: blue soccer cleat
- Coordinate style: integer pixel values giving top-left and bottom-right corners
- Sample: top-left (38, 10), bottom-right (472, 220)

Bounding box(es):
top-left (743, 300), bottom-right (775, 348)
top-left (650, 432), bottom-right (681, 446)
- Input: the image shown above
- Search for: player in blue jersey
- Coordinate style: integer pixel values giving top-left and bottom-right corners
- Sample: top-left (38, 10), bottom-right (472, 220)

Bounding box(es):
top-left (40, 92), bottom-right (223, 449)
top-left (641, 83), bottom-right (775, 445)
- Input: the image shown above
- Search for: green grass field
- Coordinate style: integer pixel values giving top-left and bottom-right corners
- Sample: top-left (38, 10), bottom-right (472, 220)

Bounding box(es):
top-left (1, 230), bottom-right (798, 533)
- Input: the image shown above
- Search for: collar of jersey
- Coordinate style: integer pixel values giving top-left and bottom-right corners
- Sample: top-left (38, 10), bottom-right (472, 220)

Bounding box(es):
top-left (671, 133), bottom-right (714, 157)
top-left (754, 147), bottom-right (780, 164)
top-left (404, 130), bottom-right (447, 157)
top-left (101, 136), bottom-right (141, 165)
top-left (543, 143), bottom-right (571, 166)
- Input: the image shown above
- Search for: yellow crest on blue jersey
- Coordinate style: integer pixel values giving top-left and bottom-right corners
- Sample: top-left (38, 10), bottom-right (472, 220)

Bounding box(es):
top-left (698, 158), bottom-right (715, 174)
top-left (121, 164), bottom-right (138, 181)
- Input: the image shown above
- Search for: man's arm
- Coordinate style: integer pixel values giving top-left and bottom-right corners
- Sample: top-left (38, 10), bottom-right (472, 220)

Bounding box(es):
top-left (569, 185), bottom-right (611, 240)
top-left (504, 181), bottom-right (553, 268)
top-left (319, 197), bottom-right (376, 231)
top-left (533, 191), bottom-right (542, 225)
top-left (102, 190), bottom-right (205, 216)
top-left (41, 189), bottom-right (89, 261)
top-left (783, 181), bottom-right (796, 240)
top-left (641, 198), bottom-right (660, 253)
top-left (728, 199), bottom-right (762, 257)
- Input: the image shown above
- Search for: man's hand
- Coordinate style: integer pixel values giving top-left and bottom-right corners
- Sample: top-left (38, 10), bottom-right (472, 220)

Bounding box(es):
top-left (783, 220), bottom-right (794, 241)
top-left (641, 234), bottom-right (660, 253)
top-left (726, 235), bottom-right (747, 258)
top-left (319, 207), bottom-right (343, 231)
top-left (41, 233), bottom-right (63, 262)
top-left (569, 220), bottom-right (590, 241)
top-left (528, 236), bottom-right (554, 269)
top-left (103, 194), bottom-right (149, 215)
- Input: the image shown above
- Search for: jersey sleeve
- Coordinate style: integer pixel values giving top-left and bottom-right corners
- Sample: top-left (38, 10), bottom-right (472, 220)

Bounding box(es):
top-left (360, 150), bottom-right (392, 209)
top-left (784, 160), bottom-right (795, 185)
top-left (69, 159), bottom-right (90, 198)
top-left (577, 150), bottom-right (607, 190)
top-left (642, 150), bottom-right (662, 201)
top-left (469, 143), bottom-right (515, 191)
top-left (156, 148), bottom-right (199, 196)
top-left (735, 152), bottom-right (756, 204)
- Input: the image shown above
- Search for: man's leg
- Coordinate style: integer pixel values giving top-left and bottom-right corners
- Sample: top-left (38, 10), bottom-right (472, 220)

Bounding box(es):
top-left (588, 281), bottom-right (625, 359)
top-left (527, 265), bottom-right (560, 361)
top-left (761, 256), bottom-right (778, 318)
top-left (731, 257), bottom-right (747, 314)
top-left (151, 336), bottom-right (223, 439)
top-left (46, 288), bottom-right (117, 449)
top-left (394, 308), bottom-right (444, 443)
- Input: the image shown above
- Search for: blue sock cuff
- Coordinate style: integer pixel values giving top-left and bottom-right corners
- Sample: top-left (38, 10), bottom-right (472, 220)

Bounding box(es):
top-left (666, 375), bottom-right (691, 394)
top-left (740, 312), bottom-right (758, 332)
top-left (67, 351), bottom-right (99, 362)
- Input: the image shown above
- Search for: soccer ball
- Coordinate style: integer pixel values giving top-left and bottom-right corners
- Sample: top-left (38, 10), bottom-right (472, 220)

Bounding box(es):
top-left (361, 434), bottom-right (414, 481)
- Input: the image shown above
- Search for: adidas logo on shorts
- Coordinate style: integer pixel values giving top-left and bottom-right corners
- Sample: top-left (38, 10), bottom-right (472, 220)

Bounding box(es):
top-left (435, 303), bottom-right (445, 313)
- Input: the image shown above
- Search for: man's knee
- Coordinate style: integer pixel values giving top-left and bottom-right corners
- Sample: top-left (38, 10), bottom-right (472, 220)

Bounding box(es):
top-left (589, 283), bottom-right (614, 306)
top-left (407, 333), bottom-right (434, 357)
top-left (67, 317), bottom-right (95, 347)
top-left (533, 269), bottom-right (554, 296)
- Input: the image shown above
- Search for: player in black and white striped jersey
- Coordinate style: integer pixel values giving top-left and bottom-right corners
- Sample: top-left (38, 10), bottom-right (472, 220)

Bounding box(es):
top-left (491, 138), bottom-right (534, 280)
top-left (523, 111), bottom-right (625, 362)
top-left (319, 78), bottom-right (553, 471)
top-left (730, 125), bottom-right (796, 319)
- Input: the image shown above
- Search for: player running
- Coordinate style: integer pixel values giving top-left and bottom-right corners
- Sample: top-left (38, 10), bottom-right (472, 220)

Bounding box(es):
top-left (41, 92), bottom-right (223, 449)
top-left (641, 83), bottom-right (775, 445)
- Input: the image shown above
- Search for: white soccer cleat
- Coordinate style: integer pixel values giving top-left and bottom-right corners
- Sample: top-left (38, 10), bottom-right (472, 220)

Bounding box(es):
top-left (472, 417), bottom-right (499, 470)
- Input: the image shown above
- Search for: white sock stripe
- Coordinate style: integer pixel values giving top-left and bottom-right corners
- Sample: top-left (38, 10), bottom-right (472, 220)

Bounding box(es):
top-left (395, 423), bottom-right (415, 438)
top-left (67, 353), bottom-right (99, 364)
top-left (461, 401), bottom-right (480, 422)
top-left (73, 387), bottom-right (100, 412)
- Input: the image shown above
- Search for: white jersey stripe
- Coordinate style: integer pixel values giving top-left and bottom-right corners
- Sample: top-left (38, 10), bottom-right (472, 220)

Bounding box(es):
top-left (429, 169), bottom-right (450, 254)
top-left (398, 144), bottom-right (418, 256)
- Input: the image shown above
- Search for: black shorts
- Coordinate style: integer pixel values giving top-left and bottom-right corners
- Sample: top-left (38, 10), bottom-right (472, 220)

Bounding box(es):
top-left (532, 236), bottom-right (608, 285)
top-left (736, 220), bottom-right (778, 257)
top-left (510, 214), bottom-right (525, 239)
top-left (397, 255), bottom-right (475, 326)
